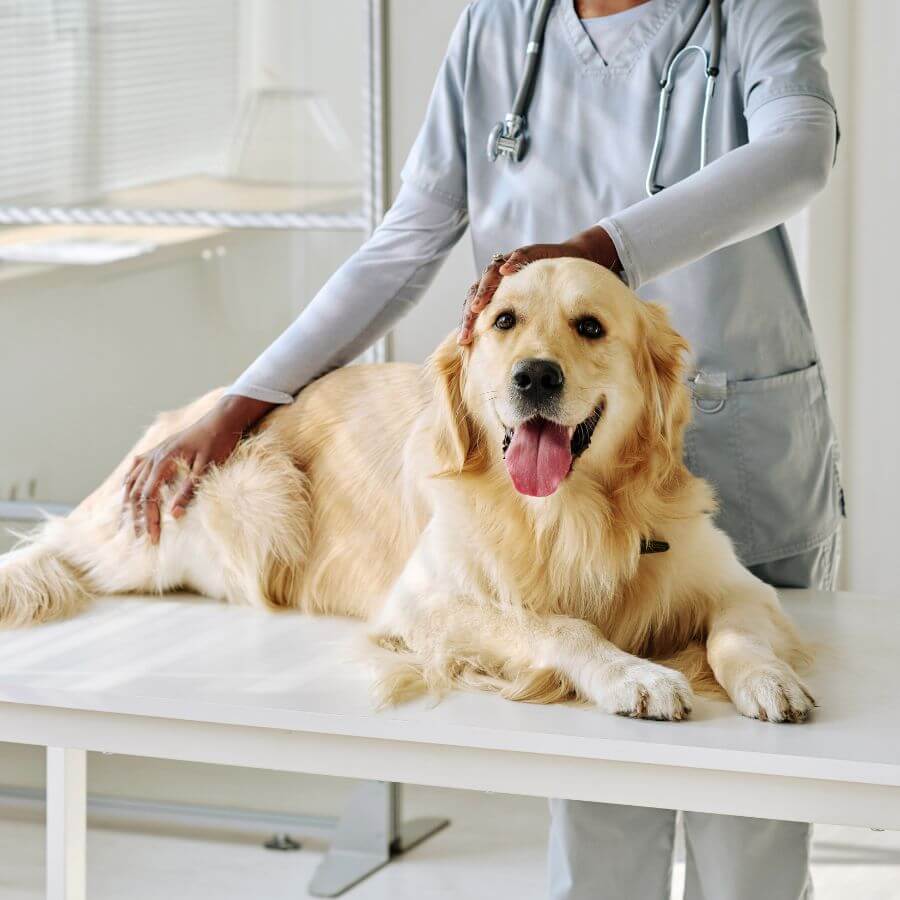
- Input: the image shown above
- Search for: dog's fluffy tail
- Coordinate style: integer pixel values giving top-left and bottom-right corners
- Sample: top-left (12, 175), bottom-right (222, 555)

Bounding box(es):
top-left (360, 632), bottom-right (582, 708)
top-left (0, 528), bottom-right (90, 628)
top-left (360, 633), bottom-right (445, 708)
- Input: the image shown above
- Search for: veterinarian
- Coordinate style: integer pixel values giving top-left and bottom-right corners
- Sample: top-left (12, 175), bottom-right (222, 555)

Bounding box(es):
top-left (125, 1), bottom-right (842, 897)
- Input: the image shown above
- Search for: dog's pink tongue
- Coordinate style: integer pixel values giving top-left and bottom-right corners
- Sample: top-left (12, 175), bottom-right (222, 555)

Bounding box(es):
top-left (505, 419), bottom-right (572, 497)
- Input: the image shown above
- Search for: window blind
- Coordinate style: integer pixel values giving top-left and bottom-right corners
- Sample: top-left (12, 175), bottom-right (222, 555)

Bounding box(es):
top-left (0, 0), bottom-right (374, 230)
top-left (0, 0), bottom-right (239, 207)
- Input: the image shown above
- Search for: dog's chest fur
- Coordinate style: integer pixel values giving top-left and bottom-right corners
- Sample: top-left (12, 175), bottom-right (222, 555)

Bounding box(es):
top-left (450, 493), bottom-right (645, 628)
top-left (433, 468), bottom-right (712, 661)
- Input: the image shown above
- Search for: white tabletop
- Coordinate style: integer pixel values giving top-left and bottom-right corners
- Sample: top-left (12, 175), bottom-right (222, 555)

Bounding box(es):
top-left (0, 591), bottom-right (898, 827)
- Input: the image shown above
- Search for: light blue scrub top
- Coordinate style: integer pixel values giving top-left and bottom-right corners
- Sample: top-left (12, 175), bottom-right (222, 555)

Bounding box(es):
top-left (401, 0), bottom-right (843, 567)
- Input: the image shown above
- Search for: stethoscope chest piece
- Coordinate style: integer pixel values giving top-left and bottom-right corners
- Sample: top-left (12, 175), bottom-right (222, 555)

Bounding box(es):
top-left (486, 0), bottom-right (555, 164)
top-left (487, 115), bottom-right (528, 163)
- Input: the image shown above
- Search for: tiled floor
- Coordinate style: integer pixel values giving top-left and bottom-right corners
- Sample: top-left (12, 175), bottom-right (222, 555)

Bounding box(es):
top-left (0, 786), bottom-right (898, 899)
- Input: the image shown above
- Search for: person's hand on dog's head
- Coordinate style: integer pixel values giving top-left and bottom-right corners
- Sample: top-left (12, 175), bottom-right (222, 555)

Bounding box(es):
top-left (457, 225), bottom-right (622, 346)
top-left (459, 254), bottom-right (508, 345)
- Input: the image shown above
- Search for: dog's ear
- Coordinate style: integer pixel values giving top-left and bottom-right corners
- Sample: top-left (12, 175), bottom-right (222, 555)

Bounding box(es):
top-left (637, 302), bottom-right (692, 472)
top-left (426, 333), bottom-right (484, 475)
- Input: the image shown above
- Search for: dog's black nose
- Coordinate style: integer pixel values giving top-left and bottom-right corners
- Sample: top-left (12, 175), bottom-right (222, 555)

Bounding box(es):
top-left (512, 358), bottom-right (565, 405)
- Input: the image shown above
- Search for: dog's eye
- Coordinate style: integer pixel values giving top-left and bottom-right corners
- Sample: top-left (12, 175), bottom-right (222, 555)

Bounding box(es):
top-left (494, 311), bottom-right (517, 331)
top-left (575, 316), bottom-right (605, 340)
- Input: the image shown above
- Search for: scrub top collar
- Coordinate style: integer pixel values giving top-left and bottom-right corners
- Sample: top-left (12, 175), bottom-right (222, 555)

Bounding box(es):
top-left (559, 0), bottom-right (681, 76)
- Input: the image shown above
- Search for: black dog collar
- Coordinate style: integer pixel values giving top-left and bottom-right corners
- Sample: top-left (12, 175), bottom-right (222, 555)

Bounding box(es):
top-left (639, 538), bottom-right (670, 554)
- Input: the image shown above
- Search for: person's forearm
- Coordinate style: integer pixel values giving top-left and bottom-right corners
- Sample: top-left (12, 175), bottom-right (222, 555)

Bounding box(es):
top-left (227, 183), bottom-right (469, 404)
top-left (599, 95), bottom-right (837, 289)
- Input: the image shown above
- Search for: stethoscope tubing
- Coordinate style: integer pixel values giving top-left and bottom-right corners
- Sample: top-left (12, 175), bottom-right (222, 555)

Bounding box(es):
top-left (645, 42), bottom-right (719, 195)
top-left (510, 0), bottom-right (556, 121)
top-left (488, 0), bottom-right (724, 190)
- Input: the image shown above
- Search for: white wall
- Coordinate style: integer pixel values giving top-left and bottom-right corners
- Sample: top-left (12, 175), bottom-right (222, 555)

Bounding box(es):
top-left (794, 1), bottom-right (900, 595)
top-left (785, 0), bottom-right (853, 587)
top-left (0, 232), bottom-right (304, 509)
top-left (787, 2), bottom-right (851, 444)
top-left (841, 1), bottom-right (900, 593)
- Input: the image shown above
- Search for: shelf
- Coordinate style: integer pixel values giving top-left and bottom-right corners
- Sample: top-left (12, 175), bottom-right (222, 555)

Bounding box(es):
top-left (108, 174), bottom-right (362, 214)
top-left (0, 223), bottom-right (225, 284)
top-left (0, 174), bottom-right (368, 232)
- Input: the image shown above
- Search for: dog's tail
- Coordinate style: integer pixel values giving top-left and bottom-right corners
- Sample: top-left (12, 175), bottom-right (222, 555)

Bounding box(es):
top-left (359, 632), bottom-right (582, 707)
top-left (0, 523), bottom-right (90, 628)
top-left (357, 633), bottom-right (433, 707)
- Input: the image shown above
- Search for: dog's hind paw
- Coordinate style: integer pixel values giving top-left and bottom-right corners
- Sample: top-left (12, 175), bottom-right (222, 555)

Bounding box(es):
top-left (592, 660), bottom-right (693, 721)
top-left (730, 663), bottom-right (815, 723)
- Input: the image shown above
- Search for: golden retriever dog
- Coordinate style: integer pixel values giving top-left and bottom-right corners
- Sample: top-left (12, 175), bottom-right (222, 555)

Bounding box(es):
top-left (0, 259), bottom-right (813, 722)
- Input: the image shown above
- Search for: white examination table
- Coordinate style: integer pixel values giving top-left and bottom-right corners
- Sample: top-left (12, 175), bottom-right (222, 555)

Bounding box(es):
top-left (0, 590), bottom-right (897, 899)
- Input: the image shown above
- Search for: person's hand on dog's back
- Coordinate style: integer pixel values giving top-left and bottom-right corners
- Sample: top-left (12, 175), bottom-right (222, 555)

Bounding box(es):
top-left (122, 395), bottom-right (274, 544)
top-left (458, 225), bottom-right (621, 344)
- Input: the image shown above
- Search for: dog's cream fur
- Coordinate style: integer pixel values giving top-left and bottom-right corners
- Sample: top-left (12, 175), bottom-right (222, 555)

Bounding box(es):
top-left (0, 260), bottom-right (813, 722)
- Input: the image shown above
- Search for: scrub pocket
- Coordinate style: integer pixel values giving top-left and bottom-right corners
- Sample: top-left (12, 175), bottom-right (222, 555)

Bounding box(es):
top-left (683, 362), bottom-right (843, 567)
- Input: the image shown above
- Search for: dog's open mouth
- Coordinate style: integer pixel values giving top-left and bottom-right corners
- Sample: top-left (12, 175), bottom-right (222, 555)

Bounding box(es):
top-left (502, 402), bottom-right (604, 497)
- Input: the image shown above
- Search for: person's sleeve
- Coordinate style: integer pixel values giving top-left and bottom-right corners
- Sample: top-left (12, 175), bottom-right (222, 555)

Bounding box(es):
top-left (598, 94), bottom-right (837, 289)
top-left (226, 182), bottom-right (468, 403)
top-left (732, 0), bottom-right (835, 119)
top-left (399, 5), bottom-right (470, 208)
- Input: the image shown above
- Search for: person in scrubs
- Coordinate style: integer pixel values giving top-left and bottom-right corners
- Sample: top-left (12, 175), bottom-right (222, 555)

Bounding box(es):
top-left (125, 1), bottom-right (843, 896)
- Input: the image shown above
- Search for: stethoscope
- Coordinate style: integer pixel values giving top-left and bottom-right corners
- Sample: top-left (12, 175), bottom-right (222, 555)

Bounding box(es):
top-left (486, 0), bottom-right (723, 197)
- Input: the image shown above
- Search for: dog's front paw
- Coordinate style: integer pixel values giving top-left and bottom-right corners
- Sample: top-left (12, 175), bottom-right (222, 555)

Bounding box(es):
top-left (592, 660), bottom-right (693, 721)
top-left (730, 663), bottom-right (815, 723)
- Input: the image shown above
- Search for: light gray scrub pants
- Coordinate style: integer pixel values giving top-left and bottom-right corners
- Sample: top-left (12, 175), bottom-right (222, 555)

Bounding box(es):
top-left (548, 532), bottom-right (841, 900)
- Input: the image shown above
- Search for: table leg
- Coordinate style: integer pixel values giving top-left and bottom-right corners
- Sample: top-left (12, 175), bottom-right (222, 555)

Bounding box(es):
top-left (308, 782), bottom-right (448, 897)
top-left (46, 747), bottom-right (87, 900)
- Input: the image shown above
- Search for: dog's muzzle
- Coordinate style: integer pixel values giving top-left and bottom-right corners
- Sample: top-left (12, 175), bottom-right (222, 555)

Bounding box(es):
top-left (510, 357), bottom-right (564, 417)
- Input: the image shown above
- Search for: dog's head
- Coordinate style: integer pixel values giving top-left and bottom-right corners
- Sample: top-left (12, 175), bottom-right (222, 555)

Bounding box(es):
top-left (428, 258), bottom-right (691, 497)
